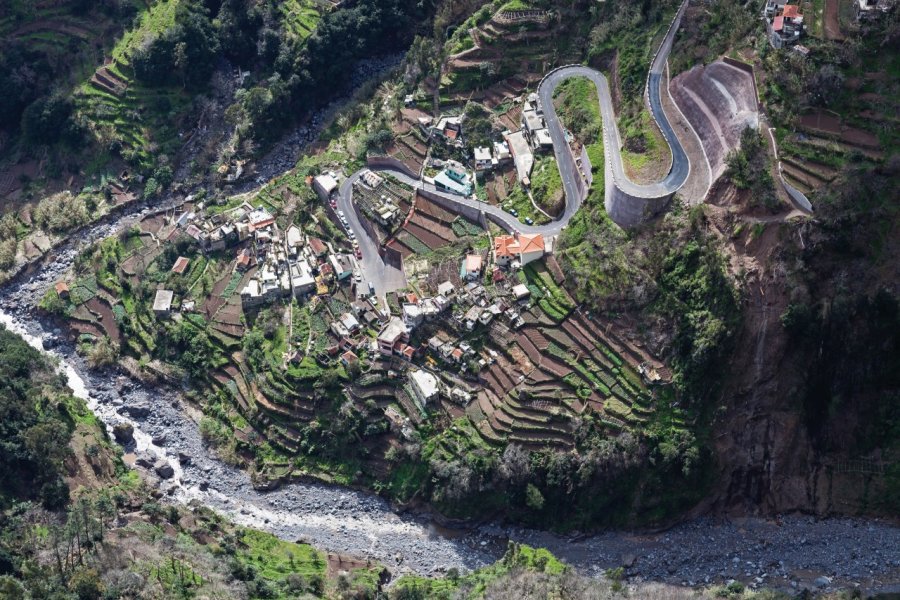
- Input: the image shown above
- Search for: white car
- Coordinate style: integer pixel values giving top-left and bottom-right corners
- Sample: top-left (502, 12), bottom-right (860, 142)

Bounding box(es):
top-left (337, 210), bottom-right (345, 217)
top-left (354, 273), bottom-right (362, 282)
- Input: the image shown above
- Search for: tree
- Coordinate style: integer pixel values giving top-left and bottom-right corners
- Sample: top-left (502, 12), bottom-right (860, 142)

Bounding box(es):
top-left (242, 329), bottom-right (267, 371)
top-left (498, 444), bottom-right (530, 486)
top-left (807, 64), bottom-right (844, 107)
top-left (21, 92), bottom-right (74, 145)
top-left (525, 483), bottom-right (545, 510)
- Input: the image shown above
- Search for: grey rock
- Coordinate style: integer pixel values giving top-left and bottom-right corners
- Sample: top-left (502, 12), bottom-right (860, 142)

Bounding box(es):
top-left (113, 422), bottom-right (134, 444)
top-left (154, 461), bottom-right (175, 479)
top-left (120, 403), bottom-right (150, 419)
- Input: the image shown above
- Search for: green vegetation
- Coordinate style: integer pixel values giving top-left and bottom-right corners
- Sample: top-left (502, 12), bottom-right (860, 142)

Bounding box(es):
top-left (0, 325), bottom-right (83, 509)
top-left (725, 127), bottom-right (778, 211)
top-left (392, 543), bottom-right (566, 599)
top-left (529, 156), bottom-right (565, 216)
top-left (499, 0), bottom-right (535, 11)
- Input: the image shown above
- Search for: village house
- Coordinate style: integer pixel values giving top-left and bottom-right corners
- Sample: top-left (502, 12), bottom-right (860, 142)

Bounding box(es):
top-left (494, 233), bottom-right (546, 267)
top-left (504, 130), bottom-right (534, 186)
top-left (512, 283), bottom-right (531, 301)
top-left (437, 281), bottom-right (455, 297)
top-left (430, 115), bottom-right (463, 145)
top-left (341, 350), bottom-right (359, 368)
top-left (473, 146), bottom-right (493, 171)
top-left (377, 317), bottom-right (409, 356)
top-left (313, 173), bottom-right (339, 202)
top-left (402, 303), bottom-right (424, 328)
top-left (171, 256), bottom-right (190, 274)
top-left (409, 369), bottom-right (440, 409)
top-left (855, 0), bottom-right (894, 18)
top-left (329, 254), bottom-right (354, 281)
top-left (493, 140), bottom-right (511, 163)
top-left (433, 163), bottom-right (473, 196)
top-left (764, 1), bottom-right (804, 47)
top-left (153, 289), bottom-right (174, 316)
top-left (463, 254), bottom-right (483, 280)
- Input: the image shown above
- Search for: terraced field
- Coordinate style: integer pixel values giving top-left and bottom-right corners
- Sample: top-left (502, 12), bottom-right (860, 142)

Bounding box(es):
top-left (73, 0), bottom-right (192, 171)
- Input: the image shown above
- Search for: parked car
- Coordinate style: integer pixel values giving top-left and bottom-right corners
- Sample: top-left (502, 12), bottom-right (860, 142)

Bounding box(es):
top-left (509, 208), bottom-right (518, 217)
top-left (354, 273), bottom-right (362, 282)
top-left (337, 210), bottom-right (345, 217)
top-left (355, 248), bottom-right (362, 259)
top-left (524, 217), bottom-right (534, 225)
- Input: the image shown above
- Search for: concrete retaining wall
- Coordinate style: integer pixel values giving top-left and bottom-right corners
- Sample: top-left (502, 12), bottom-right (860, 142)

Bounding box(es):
top-left (605, 184), bottom-right (671, 228)
top-left (367, 156), bottom-right (420, 179)
top-left (416, 188), bottom-right (490, 231)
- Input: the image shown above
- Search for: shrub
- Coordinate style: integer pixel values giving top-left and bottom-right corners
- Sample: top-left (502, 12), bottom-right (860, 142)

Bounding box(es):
top-left (33, 192), bottom-right (89, 233)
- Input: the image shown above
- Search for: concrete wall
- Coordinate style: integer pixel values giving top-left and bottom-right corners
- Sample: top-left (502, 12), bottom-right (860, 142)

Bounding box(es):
top-left (605, 184), bottom-right (672, 228)
top-left (416, 188), bottom-right (490, 231)
top-left (367, 156), bottom-right (420, 179)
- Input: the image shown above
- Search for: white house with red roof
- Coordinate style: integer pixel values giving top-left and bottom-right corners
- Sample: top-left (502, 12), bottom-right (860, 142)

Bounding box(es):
top-left (493, 233), bottom-right (545, 267)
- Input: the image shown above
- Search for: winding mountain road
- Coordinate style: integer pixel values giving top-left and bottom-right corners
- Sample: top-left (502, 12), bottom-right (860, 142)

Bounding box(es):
top-left (341, 0), bottom-right (691, 296)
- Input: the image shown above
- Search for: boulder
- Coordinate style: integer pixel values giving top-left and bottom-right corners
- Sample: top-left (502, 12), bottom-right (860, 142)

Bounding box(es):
top-left (154, 461), bottom-right (175, 479)
top-left (151, 433), bottom-right (167, 446)
top-left (814, 576), bottom-right (832, 588)
top-left (119, 403), bottom-right (150, 419)
top-left (112, 422), bottom-right (134, 445)
top-left (177, 452), bottom-right (191, 465)
top-left (134, 453), bottom-right (155, 469)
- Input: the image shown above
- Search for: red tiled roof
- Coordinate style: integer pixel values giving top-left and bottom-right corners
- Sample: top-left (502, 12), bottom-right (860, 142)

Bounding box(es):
top-left (406, 292), bottom-right (419, 304)
top-left (55, 282), bottom-right (69, 294)
top-left (171, 256), bottom-right (190, 274)
top-left (494, 235), bottom-right (516, 258)
top-left (309, 237), bottom-right (327, 256)
top-left (249, 218), bottom-right (276, 232)
top-left (782, 4), bottom-right (801, 17)
top-left (444, 128), bottom-right (458, 140)
top-left (773, 15), bottom-right (784, 30)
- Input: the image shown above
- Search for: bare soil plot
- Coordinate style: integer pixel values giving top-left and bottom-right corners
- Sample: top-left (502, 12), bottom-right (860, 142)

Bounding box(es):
top-left (824, 0), bottom-right (845, 40)
top-left (85, 297), bottom-right (121, 343)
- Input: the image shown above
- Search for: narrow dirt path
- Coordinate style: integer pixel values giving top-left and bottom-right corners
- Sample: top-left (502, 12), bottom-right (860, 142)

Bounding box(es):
top-left (824, 0), bottom-right (846, 41)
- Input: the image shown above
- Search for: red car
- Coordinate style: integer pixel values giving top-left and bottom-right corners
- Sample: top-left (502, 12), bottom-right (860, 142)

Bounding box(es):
top-left (355, 248), bottom-right (362, 259)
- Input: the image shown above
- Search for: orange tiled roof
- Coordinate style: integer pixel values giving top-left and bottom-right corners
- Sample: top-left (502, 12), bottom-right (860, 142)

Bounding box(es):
top-left (517, 233), bottom-right (545, 254)
top-left (782, 4), bottom-right (801, 17)
top-left (494, 235), bottom-right (517, 257)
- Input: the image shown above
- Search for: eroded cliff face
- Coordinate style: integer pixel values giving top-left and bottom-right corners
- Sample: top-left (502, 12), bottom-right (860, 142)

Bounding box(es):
top-left (701, 171), bottom-right (899, 520)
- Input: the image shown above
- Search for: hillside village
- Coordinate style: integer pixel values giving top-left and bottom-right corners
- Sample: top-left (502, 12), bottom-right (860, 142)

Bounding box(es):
top-left (44, 41), bottom-right (681, 487)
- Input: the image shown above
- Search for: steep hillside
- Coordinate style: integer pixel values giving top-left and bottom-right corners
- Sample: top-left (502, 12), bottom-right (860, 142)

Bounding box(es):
top-left (0, 324), bottom-right (386, 598)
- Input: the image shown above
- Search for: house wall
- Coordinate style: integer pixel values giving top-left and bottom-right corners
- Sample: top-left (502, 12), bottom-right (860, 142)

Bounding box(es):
top-left (519, 249), bottom-right (543, 266)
